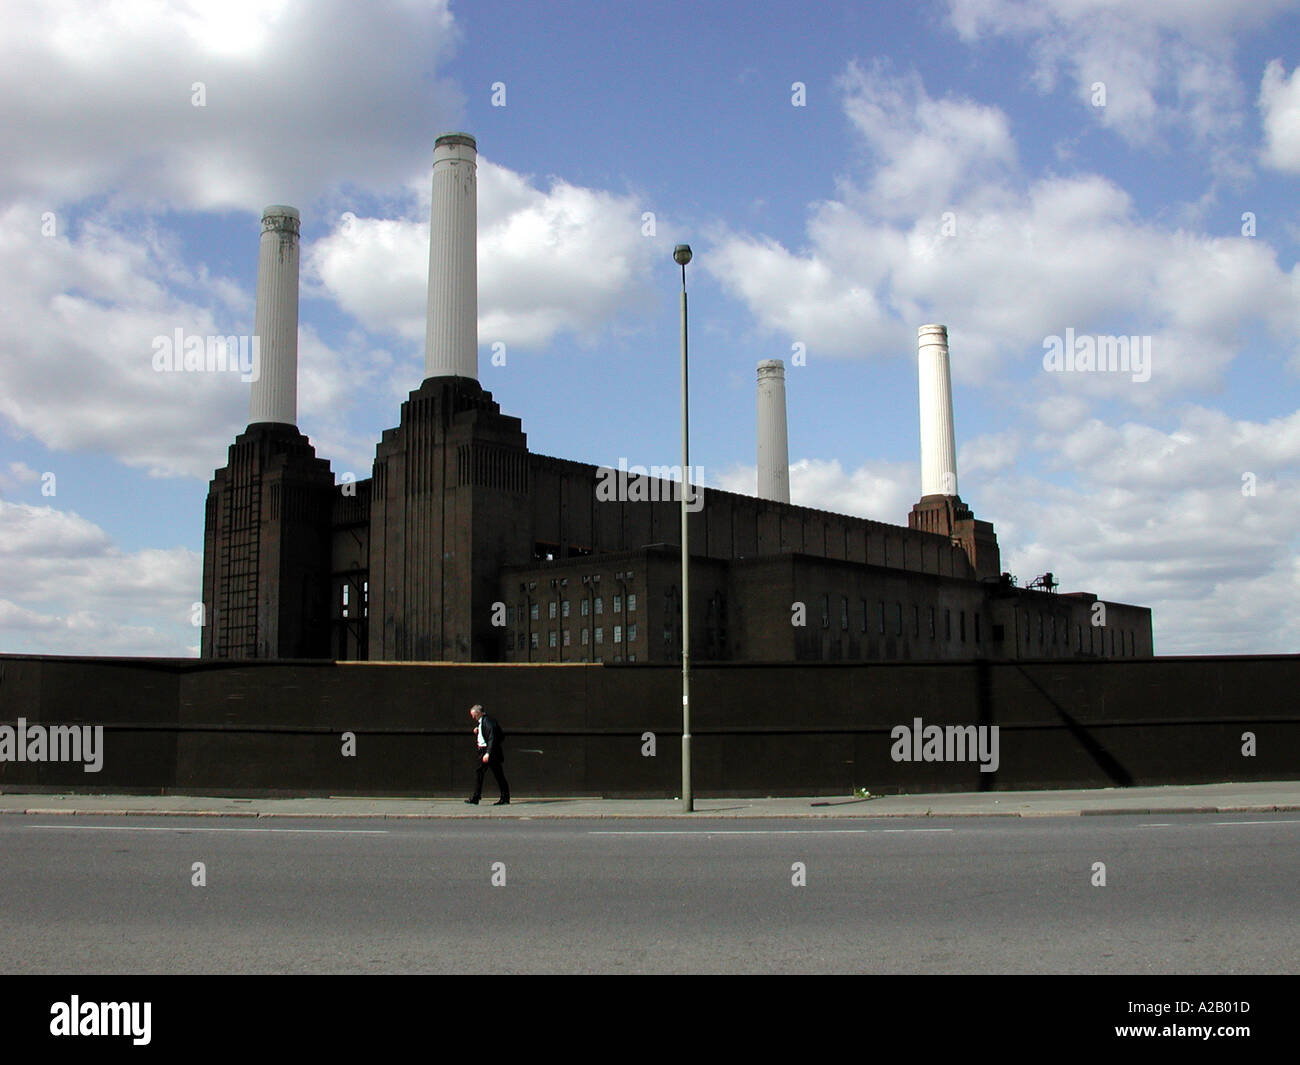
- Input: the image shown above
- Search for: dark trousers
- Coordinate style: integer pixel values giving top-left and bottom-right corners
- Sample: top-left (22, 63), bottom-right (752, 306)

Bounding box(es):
top-left (472, 755), bottom-right (509, 801)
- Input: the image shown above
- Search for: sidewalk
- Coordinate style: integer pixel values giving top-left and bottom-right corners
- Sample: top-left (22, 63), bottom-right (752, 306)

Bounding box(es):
top-left (1, 780), bottom-right (1297, 819)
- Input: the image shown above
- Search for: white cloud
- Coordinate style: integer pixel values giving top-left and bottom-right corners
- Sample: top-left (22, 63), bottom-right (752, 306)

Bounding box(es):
top-left (0, 461), bottom-right (41, 495)
top-left (714, 457), bottom-right (917, 525)
top-left (307, 159), bottom-right (659, 351)
top-left (980, 403), bottom-right (1300, 653)
top-left (946, 0), bottom-right (1291, 173)
top-left (1260, 60), bottom-right (1300, 172)
top-left (838, 60), bottom-right (1017, 216)
top-left (959, 430), bottom-right (1021, 477)
top-left (0, 0), bottom-right (463, 212)
top-left (0, 201), bottom-right (249, 477)
top-left (0, 500), bottom-right (199, 656)
top-left (0, 201), bottom-right (379, 480)
top-left (1045, 407), bottom-right (1300, 489)
top-left (704, 68), bottom-right (1299, 400)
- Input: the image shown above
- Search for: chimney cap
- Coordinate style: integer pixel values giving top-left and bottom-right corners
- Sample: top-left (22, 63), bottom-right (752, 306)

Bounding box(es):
top-left (918, 323), bottom-right (948, 338)
top-left (435, 131), bottom-right (477, 150)
top-left (261, 204), bottom-right (300, 220)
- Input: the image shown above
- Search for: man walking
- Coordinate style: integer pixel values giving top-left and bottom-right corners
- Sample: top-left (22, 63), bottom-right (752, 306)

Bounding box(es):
top-left (465, 704), bottom-right (510, 805)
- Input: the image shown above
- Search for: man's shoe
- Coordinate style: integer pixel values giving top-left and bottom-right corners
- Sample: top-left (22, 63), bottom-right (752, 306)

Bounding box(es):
top-left (493, 798), bottom-right (510, 806)
top-left (464, 798), bottom-right (479, 805)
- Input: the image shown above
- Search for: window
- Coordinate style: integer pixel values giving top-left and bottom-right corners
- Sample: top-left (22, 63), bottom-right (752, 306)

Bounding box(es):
top-left (878, 601), bottom-right (886, 636)
top-left (563, 629), bottom-right (571, 647)
top-left (913, 605), bottom-right (920, 637)
top-left (960, 611), bottom-right (966, 642)
top-left (627, 594), bottom-right (637, 612)
top-left (595, 596), bottom-right (603, 615)
top-left (628, 624), bottom-right (637, 642)
top-left (548, 601), bottom-right (557, 620)
top-left (860, 599), bottom-right (868, 633)
top-left (562, 600), bottom-right (570, 618)
top-left (945, 609), bottom-right (951, 641)
top-left (613, 594), bottom-right (623, 613)
top-left (840, 596), bottom-right (849, 631)
top-left (549, 630), bottom-right (557, 648)
top-left (614, 625), bottom-right (623, 644)
top-left (821, 594), bottom-right (830, 629)
top-left (663, 625), bottom-right (673, 645)
top-left (506, 631), bottom-right (514, 651)
top-left (530, 603), bottom-right (539, 621)
top-left (928, 607), bottom-right (936, 639)
top-left (530, 632), bottom-right (539, 649)
top-left (595, 627), bottom-right (603, 645)
top-left (581, 598), bottom-right (590, 616)
top-left (895, 602), bottom-right (903, 637)
top-left (1038, 613), bottom-right (1044, 644)
top-left (581, 627), bottom-right (589, 645)
top-left (628, 654), bottom-right (636, 662)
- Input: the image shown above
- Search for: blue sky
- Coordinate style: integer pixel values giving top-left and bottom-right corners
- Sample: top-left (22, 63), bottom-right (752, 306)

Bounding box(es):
top-left (2, 0), bottom-right (1299, 656)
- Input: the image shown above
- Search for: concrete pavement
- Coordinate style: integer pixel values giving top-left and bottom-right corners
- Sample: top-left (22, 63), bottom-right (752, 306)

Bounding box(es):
top-left (1, 779), bottom-right (1298, 819)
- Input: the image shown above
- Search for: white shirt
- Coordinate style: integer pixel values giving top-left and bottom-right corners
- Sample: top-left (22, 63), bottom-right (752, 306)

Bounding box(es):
top-left (476, 718), bottom-right (486, 749)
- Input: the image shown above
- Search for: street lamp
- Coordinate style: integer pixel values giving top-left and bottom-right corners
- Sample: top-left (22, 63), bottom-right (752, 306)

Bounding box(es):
top-left (674, 244), bottom-right (693, 813)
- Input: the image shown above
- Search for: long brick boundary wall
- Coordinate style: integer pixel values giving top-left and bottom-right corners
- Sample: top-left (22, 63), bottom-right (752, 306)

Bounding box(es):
top-left (0, 654), bottom-right (1295, 798)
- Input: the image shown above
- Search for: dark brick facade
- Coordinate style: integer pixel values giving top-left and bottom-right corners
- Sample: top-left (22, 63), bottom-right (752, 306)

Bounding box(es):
top-left (201, 423), bottom-right (334, 659)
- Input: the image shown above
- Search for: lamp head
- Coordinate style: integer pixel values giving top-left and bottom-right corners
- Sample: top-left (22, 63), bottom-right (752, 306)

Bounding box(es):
top-left (673, 244), bottom-right (692, 266)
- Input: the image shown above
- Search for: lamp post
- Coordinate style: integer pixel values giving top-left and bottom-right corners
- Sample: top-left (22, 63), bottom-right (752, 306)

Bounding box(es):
top-left (674, 243), bottom-right (693, 813)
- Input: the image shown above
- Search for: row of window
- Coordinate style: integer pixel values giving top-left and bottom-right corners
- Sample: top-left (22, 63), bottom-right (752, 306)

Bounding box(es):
top-left (814, 596), bottom-right (1141, 656)
top-left (511, 593), bottom-right (638, 624)
top-left (509, 624), bottom-right (638, 651)
top-left (1022, 616), bottom-right (1137, 657)
top-left (820, 596), bottom-right (981, 644)
top-left (1034, 621), bottom-right (1138, 652)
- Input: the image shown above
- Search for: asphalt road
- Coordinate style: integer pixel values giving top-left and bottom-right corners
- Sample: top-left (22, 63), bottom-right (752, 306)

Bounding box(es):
top-left (2, 813), bottom-right (1297, 974)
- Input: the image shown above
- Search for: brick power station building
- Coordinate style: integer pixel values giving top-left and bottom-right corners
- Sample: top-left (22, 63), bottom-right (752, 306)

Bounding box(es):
top-left (201, 134), bottom-right (1153, 666)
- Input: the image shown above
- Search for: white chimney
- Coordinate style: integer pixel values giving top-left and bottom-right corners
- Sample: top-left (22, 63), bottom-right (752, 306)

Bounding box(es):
top-left (757, 359), bottom-right (790, 503)
top-left (424, 132), bottom-right (478, 380)
top-left (249, 205), bottom-right (300, 425)
top-left (918, 324), bottom-right (958, 498)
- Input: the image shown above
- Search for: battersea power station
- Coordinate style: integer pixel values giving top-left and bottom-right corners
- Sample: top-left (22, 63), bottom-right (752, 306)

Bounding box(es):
top-left (200, 133), bottom-right (1153, 667)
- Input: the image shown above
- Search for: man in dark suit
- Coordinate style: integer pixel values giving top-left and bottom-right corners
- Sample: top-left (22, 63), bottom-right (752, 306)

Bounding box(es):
top-left (465, 704), bottom-right (509, 805)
